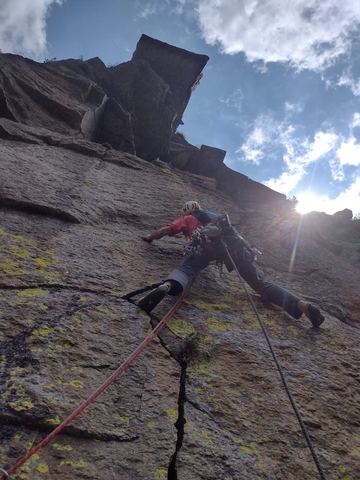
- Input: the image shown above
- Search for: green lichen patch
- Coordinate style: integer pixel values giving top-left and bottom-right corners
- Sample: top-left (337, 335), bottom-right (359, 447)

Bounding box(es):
top-left (69, 379), bottom-right (84, 389)
top-left (43, 416), bottom-right (61, 427)
top-left (0, 259), bottom-right (25, 275)
top-left (0, 227), bottom-right (65, 285)
top-left (8, 245), bottom-right (31, 258)
top-left (18, 288), bottom-right (49, 298)
top-left (53, 443), bottom-right (73, 451)
top-left (206, 315), bottom-right (237, 331)
top-left (2, 374), bottom-right (35, 413)
top-left (8, 400), bottom-right (34, 412)
top-left (154, 466), bottom-right (167, 479)
top-left (188, 356), bottom-right (216, 380)
top-left (70, 313), bottom-right (82, 330)
top-left (166, 409), bottom-right (178, 419)
top-left (59, 459), bottom-right (88, 468)
top-left (37, 463), bottom-right (49, 473)
top-left (239, 442), bottom-right (263, 472)
top-left (184, 422), bottom-right (215, 446)
top-left (30, 324), bottom-right (54, 340)
top-left (167, 317), bottom-right (195, 338)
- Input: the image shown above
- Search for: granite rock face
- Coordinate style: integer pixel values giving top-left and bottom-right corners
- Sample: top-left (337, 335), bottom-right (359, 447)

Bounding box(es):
top-left (0, 34), bottom-right (290, 209)
top-left (0, 35), bottom-right (208, 162)
top-left (0, 120), bottom-right (360, 480)
top-left (1, 35), bottom-right (360, 480)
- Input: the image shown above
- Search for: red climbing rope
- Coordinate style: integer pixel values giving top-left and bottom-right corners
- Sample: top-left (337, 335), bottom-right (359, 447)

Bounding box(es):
top-left (1, 279), bottom-right (195, 480)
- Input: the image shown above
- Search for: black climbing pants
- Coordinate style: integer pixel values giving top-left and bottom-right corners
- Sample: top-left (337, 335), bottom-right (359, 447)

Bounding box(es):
top-left (165, 249), bottom-right (303, 320)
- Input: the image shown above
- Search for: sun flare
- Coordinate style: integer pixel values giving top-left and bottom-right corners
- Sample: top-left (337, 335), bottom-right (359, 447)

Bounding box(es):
top-left (295, 194), bottom-right (323, 215)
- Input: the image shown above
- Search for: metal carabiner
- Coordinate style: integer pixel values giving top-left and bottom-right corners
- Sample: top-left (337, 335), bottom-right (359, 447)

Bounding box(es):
top-left (0, 468), bottom-right (9, 479)
top-left (217, 261), bottom-right (227, 278)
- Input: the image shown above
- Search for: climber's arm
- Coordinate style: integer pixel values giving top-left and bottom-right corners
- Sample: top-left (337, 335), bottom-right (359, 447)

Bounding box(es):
top-left (141, 226), bottom-right (174, 243)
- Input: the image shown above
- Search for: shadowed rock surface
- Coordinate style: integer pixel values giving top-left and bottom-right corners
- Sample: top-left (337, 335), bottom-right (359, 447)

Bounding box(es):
top-left (0, 34), bottom-right (208, 161)
top-left (1, 36), bottom-right (360, 480)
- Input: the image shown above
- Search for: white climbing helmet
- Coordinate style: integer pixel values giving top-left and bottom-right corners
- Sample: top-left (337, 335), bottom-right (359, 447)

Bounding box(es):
top-left (182, 200), bottom-right (201, 213)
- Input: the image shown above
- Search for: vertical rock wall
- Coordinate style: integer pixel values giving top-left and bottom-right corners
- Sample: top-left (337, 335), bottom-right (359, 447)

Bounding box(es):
top-left (0, 120), bottom-right (360, 480)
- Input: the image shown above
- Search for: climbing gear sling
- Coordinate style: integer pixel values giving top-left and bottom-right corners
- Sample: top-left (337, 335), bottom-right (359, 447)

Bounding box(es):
top-left (184, 213), bottom-right (261, 267)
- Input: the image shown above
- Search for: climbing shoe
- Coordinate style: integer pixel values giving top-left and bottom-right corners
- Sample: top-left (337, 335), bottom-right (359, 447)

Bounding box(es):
top-left (307, 304), bottom-right (325, 328)
top-left (138, 285), bottom-right (169, 314)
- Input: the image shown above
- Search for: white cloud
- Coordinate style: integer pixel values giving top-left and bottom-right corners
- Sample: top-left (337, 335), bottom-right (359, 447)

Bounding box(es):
top-left (337, 136), bottom-right (360, 167)
top-left (236, 114), bottom-right (274, 165)
top-left (259, 119), bottom-right (360, 215)
top-left (263, 129), bottom-right (338, 193)
top-left (219, 87), bottom-right (243, 111)
top-left (236, 111), bottom-right (299, 166)
top-left (0, 0), bottom-right (63, 59)
top-left (237, 108), bottom-right (339, 187)
top-left (330, 116), bottom-right (360, 178)
top-left (300, 131), bottom-right (338, 164)
top-left (174, 0), bottom-right (189, 15)
top-left (135, 1), bottom-right (159, 19)
top-left (334, 177), bottom-right (360, 217)
top-left (194, 0), bottom-right (360, 71)
top-left (136, 0), bottom-right (186, 19)
top-left (337, 73), bottom-right (360, 96)
top-left (264, 171), bottom-right (304, 196)
top-left (284, 102), bottom-right (304, 115)
top-left (352, 113), bottom-right (360, 128)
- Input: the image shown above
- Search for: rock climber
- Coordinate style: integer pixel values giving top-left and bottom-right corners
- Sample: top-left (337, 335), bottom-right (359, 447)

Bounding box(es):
top-left (139, 200), bottom-right (325, 328)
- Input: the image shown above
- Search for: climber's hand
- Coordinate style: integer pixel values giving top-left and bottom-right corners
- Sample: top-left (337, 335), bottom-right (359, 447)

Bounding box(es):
top-left (141, 235), bottom-right (153, 243)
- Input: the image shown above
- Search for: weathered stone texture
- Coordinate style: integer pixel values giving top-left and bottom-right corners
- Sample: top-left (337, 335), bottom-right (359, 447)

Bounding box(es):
top-left (0, 38), bottom-right (289, 209)
top-left (1, 121), bottom-right (360, 480)
top-left (1, 33), bottom-right (360, 480)
top-left (168, 135), bottom-right (287, 208)
top-left (0, 35), bottom-right (209, 164)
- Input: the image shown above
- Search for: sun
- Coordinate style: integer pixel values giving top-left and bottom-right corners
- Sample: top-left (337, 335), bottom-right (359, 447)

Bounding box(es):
top-left (295, 193), bottom-right (322, 215)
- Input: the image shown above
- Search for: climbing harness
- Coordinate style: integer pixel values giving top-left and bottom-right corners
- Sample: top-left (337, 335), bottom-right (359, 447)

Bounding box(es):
top-left (183, 227), bottom-right (211, 256)
top-left (221, 239), bottom-right (327, 480)
top-left (0, 278), bottom-right (196, 480)
top-left (184, 213), bottom-right (261, 265)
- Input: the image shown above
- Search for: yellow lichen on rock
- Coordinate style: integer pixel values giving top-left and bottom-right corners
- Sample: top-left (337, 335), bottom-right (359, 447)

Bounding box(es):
top-left (0, 259), bottom-right (25, 275)
top-left (30, 324), bottom-right (54, 340)
top-left (8, 400), bottom-right (34, 411)
top-left (287, 325), bottom-right (300, 335)
top-left (18, 288), bottom-right (49, 298)
top-left (188, 357), bottom-right (216, 380)
top-left (154, 466), bottom-right (167, 479)
top-left (240, 442), bottom-right (263, 471)
top-left (53, 443), bottom-right (73, 451)
top-left (166, 409), bottom-right (178, 419)
top-left (206, 315), bottom-right (237, 331)
top-left (69, 379), bottom-right (84, 388)
top-left (59, 459), bottom-right (88, 468)
top-left (70, 313), bottom-right (82, 330)
top-left (44, 416), bottom-right (61, 427)
top-left (34, 257), bottom-right (54, 267)
top-left (351, 446), bottom-right (360, 456)
top-left (37, 463), bottom-right (49, 473)
top-left (167, 317), bottom-right (195, 337)
top-left (9, 245), bottom-right (30, 258)
top-left (113, 414), bottom-right (130, 424)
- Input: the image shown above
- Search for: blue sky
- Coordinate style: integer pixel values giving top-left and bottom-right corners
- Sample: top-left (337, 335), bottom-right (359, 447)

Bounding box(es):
top-left (1, 0), bottom-right (360, 217)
